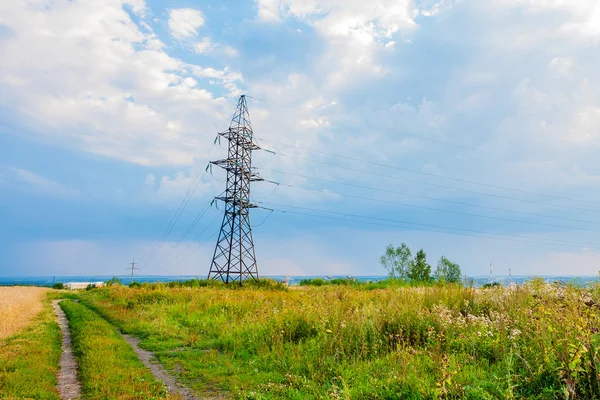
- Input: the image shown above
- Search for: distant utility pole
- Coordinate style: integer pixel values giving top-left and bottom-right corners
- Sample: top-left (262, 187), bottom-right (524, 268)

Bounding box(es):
top-left (128, 258), bottom-right (139, 283)
top-left (208, 95), bottom-right (263, 285)
top-left (490, 263), bottom-right (493, 283)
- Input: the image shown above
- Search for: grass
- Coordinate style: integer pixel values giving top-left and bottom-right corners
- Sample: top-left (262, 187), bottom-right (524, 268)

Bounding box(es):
top-left (0, 295), bottom-right (61, 399)
top-left (79, 278), bottom-right (600, 399)
top-left (0, 286), bottom-right (50, 339)
top-left (59, 299), bottom-right (181, 400)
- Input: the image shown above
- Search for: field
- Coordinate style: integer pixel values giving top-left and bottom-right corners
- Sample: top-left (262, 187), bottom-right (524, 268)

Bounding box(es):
top-left (78, 279), bottom-right (600, 399)
top-left (60, 299), bottom-right (179, 399)
top-left (0, 286), bottom-right (49, 339)
top-left (0, 289), bottom-right (61, 399)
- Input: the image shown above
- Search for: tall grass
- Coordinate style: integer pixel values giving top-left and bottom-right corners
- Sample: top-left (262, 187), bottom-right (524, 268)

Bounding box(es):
top-left (81, 280), bottom-right (600, 399)
top-left (0, 297), bottom-right (61, 399)
top-left (60, 300), bottom-right (180, 399)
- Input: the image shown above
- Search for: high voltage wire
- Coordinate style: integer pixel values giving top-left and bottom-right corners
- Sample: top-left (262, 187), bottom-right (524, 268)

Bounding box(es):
top-left (259, 138), bottom-right (600, 208)
top-left (147, 214), bottom-right (221, 275)
top-left (271, 151), bottom-right (600, 214)
top-left (171, 229), bottom-right (220, 270)
top-left (270, 182), bottom-right (600, 232)
top-left (246, 98), bottom-right (479, 151)
top-left (144, 200), bottom-right (215, 274)
top-left (259, 203), bottom-right (600, 249)
top-left (259, 168), bottom-right (600, 232)
top-left (140, 144), bottom-right (215, 269)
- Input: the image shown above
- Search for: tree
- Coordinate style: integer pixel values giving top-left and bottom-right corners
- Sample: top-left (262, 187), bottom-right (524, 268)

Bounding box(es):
top-left (380, 243), bottom-right (412, 279)
top-left (408, 249), bottom-right (432, 282)
top-left (435, 256), bottom-right (461, 283)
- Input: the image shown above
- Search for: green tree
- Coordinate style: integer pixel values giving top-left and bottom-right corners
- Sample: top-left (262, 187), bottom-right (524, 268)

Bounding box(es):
top-left (408, 249), bottom-right (432, 282)
top-left (380, 243), bottom-right (412, 279)
top-left (435, 256), bottom-right (461, 283)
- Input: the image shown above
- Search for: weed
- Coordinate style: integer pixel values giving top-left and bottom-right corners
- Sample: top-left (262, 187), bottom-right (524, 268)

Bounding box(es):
top-left (0, 296), bottom-right (61, 399)
top-left (59, 300), bottom-right (179, 399)
top-left (79, 281), bottom-right (600, 399)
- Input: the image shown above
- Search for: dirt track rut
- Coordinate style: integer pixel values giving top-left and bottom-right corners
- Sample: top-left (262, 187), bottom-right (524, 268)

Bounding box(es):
top-left (52, 300), bottom-right (81, 400)
top-left (121, 333), bottom-right (201, 400)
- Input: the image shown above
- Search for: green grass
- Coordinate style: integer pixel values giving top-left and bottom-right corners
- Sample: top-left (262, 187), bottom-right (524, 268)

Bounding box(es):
top-left (0, 298), bottom-right (61, 399)
top-left (59, 300), bottom-right (179, 400)
top-left (79, 279), bottom-right (600, 399)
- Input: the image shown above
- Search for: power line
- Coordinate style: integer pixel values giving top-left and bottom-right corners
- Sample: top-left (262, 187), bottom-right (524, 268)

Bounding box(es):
top-left (259, 138), bottom-right (600, 208)
top-left (146, 214), bottom-right (221, 276)
top-left (171, 228), bottom-right (220, 270)
top-left (260, 203), bottom-right (600, 249)
top-left (144, 200), bottom-right (215, 274)
top-left (271, 151), bottom-right (600, 214)
top-left (260, 168), bottom-right (600, 233)
top-left (248, 98), bottom-right (480, 151)
top-left (270, 182), bottom-right (600, 232)
top-left (140, 145), bottom-right (215, 268)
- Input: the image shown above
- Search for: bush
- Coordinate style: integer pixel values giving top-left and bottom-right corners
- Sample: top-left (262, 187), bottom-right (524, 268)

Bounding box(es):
top-left (299, 278), bottom-right (326, 286)
top-left (243, 278), bottom-right (288, 291)
top-left (85, 283), bottom-right (96, 291)
top-left (129, 281), bottom-right (142, 288)
top-left (105, 277), bottom-right (123, 286)
top-left (51, 282), bottom-right (65, 290)
top-left (482, 282), bottom-right (501, 288)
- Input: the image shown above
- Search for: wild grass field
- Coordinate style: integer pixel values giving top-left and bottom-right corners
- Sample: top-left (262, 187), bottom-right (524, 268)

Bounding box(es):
top-left (0, 290), bottom-right (61, 399)
top-left (59, 299), bottom-right (180, 399)
top-left (80, 279), bottom-right (600, 399)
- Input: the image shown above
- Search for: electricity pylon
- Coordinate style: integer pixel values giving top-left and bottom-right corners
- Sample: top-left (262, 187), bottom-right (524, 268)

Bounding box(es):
top-left (208, 95), bottom-right (263, 284)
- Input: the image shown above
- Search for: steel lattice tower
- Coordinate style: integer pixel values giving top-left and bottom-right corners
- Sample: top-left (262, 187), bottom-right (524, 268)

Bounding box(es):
top-left (208, 95), bottom-right (263, 284)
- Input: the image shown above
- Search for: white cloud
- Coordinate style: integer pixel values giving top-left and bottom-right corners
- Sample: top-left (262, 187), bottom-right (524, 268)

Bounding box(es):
top-left (254, 0), bottom-right (281, 22)
top-left (0, 1), bottom-right (243, 166)
top-left (254, 0), bottom-right (419, 86)
top-left (144, 173), bottom-right (155, 187)
top-left (168, 8), bottom-right (205, 39)
top-left (5, 167), bottom-right (79, 197)
top-left (194, 37), bottom-right (214, 54)
top-left (223, 46), bottom-right (239, 57)
top-left (549, 57), bottom-right (573, 76)
top-left (157, 171), bottom-right (212, 200)
top-left (194, 37), bottom-right (239, 57)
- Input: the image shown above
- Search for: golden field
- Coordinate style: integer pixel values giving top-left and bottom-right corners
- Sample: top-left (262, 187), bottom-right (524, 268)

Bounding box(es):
top-left (0, 287), bottom-right (49, 339)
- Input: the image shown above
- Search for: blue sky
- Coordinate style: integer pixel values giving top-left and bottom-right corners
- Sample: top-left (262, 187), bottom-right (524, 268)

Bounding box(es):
top-left (1, 0), bottom-right (600, 277)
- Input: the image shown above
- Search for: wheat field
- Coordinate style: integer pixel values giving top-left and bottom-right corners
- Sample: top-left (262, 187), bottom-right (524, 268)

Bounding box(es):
top-left (0, 287), bottom-right (49, 339)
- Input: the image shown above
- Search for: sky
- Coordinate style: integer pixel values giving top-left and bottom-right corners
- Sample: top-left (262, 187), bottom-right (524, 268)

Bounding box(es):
top-left (1, 0), bottom-right (600, 278)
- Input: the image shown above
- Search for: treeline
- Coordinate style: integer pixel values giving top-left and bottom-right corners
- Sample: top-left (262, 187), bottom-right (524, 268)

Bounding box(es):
top-left (380, 243), bottom-right (461, 283)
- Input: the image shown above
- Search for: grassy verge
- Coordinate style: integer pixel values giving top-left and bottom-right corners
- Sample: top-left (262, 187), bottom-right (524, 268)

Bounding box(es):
top-left (80, 280), bottom-right (600, 399)
top-left (59, 299), bottom-right (179, 399)
top-left (0, 297), bottom-right (61, 399)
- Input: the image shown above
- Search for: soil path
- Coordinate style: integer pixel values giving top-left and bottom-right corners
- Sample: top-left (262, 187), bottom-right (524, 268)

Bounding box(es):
top-left (121, 333), bottom-right (201, 400)
top-left (52, 300), bottom-right (82, 400)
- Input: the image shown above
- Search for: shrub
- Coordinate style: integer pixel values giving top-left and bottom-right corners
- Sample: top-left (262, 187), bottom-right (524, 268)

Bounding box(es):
top-left (51, 282), bottom-right (65, 290)
top-left (482, 282), bottom-right (501, 288)
top-left (299, 278), bottom-right (326, 286)
top-left (243, 278), bottom-right (288, 291)
top-left (104, 277), bottom-right (123, 286)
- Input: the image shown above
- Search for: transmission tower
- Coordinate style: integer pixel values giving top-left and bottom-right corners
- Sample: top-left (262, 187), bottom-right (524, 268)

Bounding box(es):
top-left (208, 95), bottom-right (263, 284)
top-left (128, 258), bottom-right (139, 283)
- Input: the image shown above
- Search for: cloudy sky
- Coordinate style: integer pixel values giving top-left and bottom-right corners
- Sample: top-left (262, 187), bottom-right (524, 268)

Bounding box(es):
top-left (1, 0), bottom-right (600, 278)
